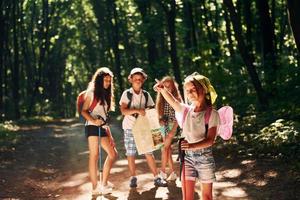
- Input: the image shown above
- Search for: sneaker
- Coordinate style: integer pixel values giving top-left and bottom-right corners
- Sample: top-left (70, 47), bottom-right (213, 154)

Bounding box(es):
top-left (129, 176), bottom-right (137, 188)
top-left (106, 181), bottom-right (114, 189)
top-left (167, 172), bottom-right (177, 181)
top-left (100, 184), bottom-right (113, 195)
top-left (159, 170), bottom-right (167, 179)
top-left (154, 177), bottom-right (167, 187)
top-left (92, 188), bottom-right (99, 196)
top-left (92, 185), bottom-right (101, 196)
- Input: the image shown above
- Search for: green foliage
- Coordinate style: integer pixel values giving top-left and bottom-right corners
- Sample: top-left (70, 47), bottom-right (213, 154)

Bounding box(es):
top-left (1, 0), bottom-right (299, 122)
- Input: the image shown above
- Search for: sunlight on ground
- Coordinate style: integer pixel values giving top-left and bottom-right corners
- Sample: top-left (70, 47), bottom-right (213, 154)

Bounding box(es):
top-left (219, 168), bottom-right (242, 178)
top-left (221, 187), bottom-right (248, 198)
top-left (265, 170), bottom-right (278, 178)
top-left (61, 172), bottom-right (88, 187)
top-left (241, 159), bottom-right (255, 165)
top-left (78, 150), bottom-right (89, 155)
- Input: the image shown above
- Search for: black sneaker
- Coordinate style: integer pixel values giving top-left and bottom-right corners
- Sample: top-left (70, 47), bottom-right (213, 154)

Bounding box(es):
top-left (129, 176), bottom-right (137, 188)
top-left (154, 177), bottom-right (167, 187)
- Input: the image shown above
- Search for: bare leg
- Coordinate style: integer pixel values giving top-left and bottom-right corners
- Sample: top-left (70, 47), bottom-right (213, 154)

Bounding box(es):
top-left (182, 179), bottom-right (196, 200)
top-left (100, 137), bottom-right (118, 185)
top-left (161, 147), bottom-right (168, 173)
top-left (167, 146), bottom-right (175, 172)
top-left (201, 183), bottom-right (213, 200)
top-left (88, 136), bottom-right (99, 189)
top-left (127, 156), bottom-right (136, 176)
top-left (145, 154), bottom-right (158, 176)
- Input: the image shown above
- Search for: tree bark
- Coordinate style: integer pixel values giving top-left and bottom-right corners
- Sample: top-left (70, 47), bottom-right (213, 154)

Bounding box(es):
top-left (256, 0), bottom-right (277, 90)
top-left (12, 0), bottom-right (20, 119)
top-left (106, 0), bottom-right (123, 94)
top-left (158, 0), bottom-right (183, 96)
top-left (0, 0), bottom-right (4, 119)
top-left (287, 0), bottom-right (300, 54)
top-left (223, 0), bottom-right (268, 107)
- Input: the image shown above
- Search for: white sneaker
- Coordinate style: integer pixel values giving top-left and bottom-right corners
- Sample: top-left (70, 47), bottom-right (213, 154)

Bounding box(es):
top-left (92, 185), bottom-right (100, 196)
top-left (167, 172), bottom-right (177, 181)
top-left (100, 184), bottom-right (113, 195)
top-left (106, 181), bottom-right (114, 189)
top-left (159, 170), bottom-right (167, 179)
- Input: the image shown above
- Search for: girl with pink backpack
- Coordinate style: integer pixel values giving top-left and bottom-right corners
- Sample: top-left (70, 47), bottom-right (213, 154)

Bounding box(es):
top-left (154, 72), bottom-right (220, 200)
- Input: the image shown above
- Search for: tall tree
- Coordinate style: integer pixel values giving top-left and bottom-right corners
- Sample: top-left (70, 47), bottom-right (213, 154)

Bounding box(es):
top-left (223, 0), bottom-right (268, 107)
top-left (135, 0), bottom-right (159, 67)
top-left (287, 0), bottom-right (300, 54)
top-left (106, 0), bottom-right (123, 94)
top-left (156, 0), bottom-right (183, 96)
top-left (12, 0), bottom-right (20, 119)
top-left (256, 0), bottom-right (277, 91)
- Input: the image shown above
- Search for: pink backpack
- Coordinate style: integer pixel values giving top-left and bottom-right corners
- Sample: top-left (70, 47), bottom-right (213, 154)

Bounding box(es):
top-left (176, 105), bottom-right (233, 140)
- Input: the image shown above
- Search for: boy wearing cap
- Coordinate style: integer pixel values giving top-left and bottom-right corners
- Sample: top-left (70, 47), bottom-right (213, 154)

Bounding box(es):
top-left (119, 67), bottom-right (167, 188)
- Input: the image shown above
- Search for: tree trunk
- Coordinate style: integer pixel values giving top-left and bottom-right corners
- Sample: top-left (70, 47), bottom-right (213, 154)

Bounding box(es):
top-left (106, 0), bottom-right (123, 94)
top-left (243, 0), bottom-right (253, 52)
top-left (90, 0), bottom-right (108, 67)
top-left (256, 0), bottom-right (277, 91)
top-left (223, 0), bottom-right (268, 107)
top-left (224, 7), bottom-right (235, 57)
top-left (12, 0), bottom-right (20, 119)
top-left (0, 0), bottom-right (4, 119)
top-left (159, 0), bottom-right (183, 96)
top-left (287, 0), bottom-right (300, 54)
top-left (135, 0), bottom-right (159, 67)
top-left (183, 0), bottom-right (199, 72)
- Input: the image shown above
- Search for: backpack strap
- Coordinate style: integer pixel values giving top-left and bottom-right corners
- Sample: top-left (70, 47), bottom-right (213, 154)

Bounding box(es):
top-left (142, 90), bottom-right (149, 108)
top-left (204, 106), bottom-right (212, 137)
top-left (126, 89), bottom-right (149, 108)
top-left (126, 90), bottom-right (133, 108)
top-left (89, 97), bottom-right (98, 112)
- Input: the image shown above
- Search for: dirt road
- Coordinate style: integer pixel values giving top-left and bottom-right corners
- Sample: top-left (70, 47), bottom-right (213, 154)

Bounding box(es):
top-left (0, 119), bottom-right (299, 199)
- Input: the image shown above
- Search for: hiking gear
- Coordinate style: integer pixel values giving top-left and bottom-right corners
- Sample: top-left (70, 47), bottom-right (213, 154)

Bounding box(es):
top-left (159, 170), bottom-right (167, 180)
top-left (177, 138), bottom-right (186, 181)
top-left (98, 127), bottom-right (103, 195)
top-left (177, 105), bottom-right (234, 140)
top-left (167, 172), bottom-right (177, 181)
top-left (204, 106), bottom-right (233, 140)
top-left (126, 89), bottom-right (149, 109)
top-left (77, 90), bottom-right (98, 118)
top-left (129, 176), bottom-right (137, 188)
top-left (99, 184), bottom-right (112, 195)
top-left (126, 89), bottom-right (149, 118)
top-left (154, 177), bottom-right (167, 187)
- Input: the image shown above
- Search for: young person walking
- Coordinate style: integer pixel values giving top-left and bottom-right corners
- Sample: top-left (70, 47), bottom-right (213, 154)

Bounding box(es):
top-left (154, 72), bottom-right (220, 200)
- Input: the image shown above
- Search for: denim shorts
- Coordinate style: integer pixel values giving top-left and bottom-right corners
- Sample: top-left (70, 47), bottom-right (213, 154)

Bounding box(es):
top-left (124, 129), bottom-right (152, 156)
top-left (183, 147), bottom-right (216, 183)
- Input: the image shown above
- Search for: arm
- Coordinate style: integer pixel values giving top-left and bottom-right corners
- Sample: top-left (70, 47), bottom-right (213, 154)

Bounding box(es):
top-left (120, 102), bottom-right (146, 116)
top-left (181, 126), bottom-right (217, 150)
top-left (154, 82), bottom-right (181, 112)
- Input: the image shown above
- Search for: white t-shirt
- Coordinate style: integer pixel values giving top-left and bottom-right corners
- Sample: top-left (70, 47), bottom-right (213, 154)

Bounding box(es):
top-left (119, 88), bottom-right (155, 130)
top-left (176, 103), bottom-right (220, 143)
top-left (85, 90), bottom-right (109, 126)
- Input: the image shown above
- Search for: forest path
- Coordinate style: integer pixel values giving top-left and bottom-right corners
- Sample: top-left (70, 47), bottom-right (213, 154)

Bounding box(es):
top-left (0, 119), bottom-right (298, 200)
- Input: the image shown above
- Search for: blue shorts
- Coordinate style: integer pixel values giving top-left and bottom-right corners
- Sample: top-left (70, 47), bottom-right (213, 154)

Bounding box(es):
top-left (183, 147), bottom-right (216, 183)
top-left (85, 125), bottom-right (108, 138)
top-left (124, 129), bottom-right (152, 156)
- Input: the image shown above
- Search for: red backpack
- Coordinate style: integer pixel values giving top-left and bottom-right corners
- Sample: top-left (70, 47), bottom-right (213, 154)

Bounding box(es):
top-left (76, 90), bottom-right (98, 119)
